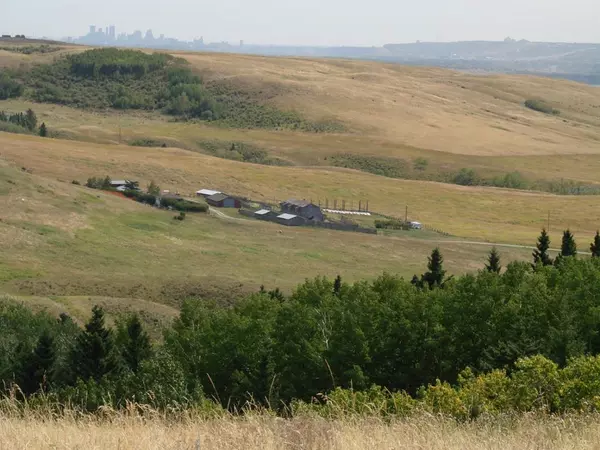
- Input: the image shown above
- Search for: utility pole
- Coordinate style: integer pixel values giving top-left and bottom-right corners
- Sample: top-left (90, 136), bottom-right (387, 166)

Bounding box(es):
top-left (405, 205), bottom-right (408, 224)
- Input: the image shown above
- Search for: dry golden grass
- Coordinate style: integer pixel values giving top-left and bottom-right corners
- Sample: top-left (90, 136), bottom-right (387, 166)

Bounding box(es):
top-left (180, 51), bottom-right (600, 157)
top-left (1, 412), bottom-right (600, 449)
top-left (2, 132), bottom-right (599, 245)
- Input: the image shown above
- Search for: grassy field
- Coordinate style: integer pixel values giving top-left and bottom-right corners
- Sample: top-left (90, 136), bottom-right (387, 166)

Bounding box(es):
top-left (2, 43), bottom-right (600, 303)
top-left (0, 157), bottom-right (542, 301)
top-left (1, 412), bottom-right (600, 449)
top-left (2, 132), bottom-right (600, 245)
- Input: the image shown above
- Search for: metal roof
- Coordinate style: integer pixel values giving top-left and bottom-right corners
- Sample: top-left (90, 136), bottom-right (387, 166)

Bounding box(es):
top-left (281, 198), bottom-right (311, 208)
top-left (255, 209), bottom-right (271, 215)
top-left (277, 213), bottom-right (298, 220)
top-left (110, 180), bottom-right (128, 185)
top-left (207, 193), bottom-right (230, 202)
top-left (197, 189), bottom-right (221, 196)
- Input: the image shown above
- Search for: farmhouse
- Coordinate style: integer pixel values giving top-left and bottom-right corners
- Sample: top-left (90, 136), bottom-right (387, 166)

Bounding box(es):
top-left (196, 189), bottom-right (221, 198)
top-left (277, 213), bottom-right (305, 226)
top-left (206, 193), bottom-right (241, 208)
top-left (280, 199), bottom-right (324, 221)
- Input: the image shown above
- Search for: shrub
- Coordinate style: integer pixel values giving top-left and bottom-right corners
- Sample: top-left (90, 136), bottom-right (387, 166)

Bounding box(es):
top-left (453, 168), bottom-right (480, 186)
top-left (129, 138), bottom-right (164, 147)
top-left (525, 99), bottom-right (560, 115)
top-left (160, 197), bottom-right (208, 213)
top-left (374, 219), bottom-right (406, 230)
top-left (71, 180), bottom-right (81, 185)
top-left (413, 157), bottom-right (429, 171)
top-left (0, 72), bottom-right (23, 100)
top-left (174, 212), bottom-right (186, 221)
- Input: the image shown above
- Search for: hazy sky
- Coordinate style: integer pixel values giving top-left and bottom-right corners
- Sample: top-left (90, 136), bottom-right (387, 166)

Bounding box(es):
top-left (3, 0), bottom-right (599, 46)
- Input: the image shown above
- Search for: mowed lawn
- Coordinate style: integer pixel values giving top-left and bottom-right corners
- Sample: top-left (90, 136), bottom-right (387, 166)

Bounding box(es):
top-left (0, 160), bottom-right (539, 302)
top-left (2, 133), bottom-right (600, 245)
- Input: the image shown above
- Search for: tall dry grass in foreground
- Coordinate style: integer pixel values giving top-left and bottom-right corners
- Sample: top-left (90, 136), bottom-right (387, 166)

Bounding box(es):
top-left (1, 410), bottom-right (600, 449)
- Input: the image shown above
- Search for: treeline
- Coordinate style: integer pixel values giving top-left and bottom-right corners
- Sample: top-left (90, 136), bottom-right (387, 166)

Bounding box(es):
top-left (82, 176), bottom-right (208, 213)
top-left (6, 246), bottom-right (600, 415)
top-left (331, 154), bottom-right (600, 196)
top-left (0, 108), bottom-right (48, 136)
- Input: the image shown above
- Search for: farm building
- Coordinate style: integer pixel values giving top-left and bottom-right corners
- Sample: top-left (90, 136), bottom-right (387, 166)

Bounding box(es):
top-left (206, 193), bottom-right (241, 208)
top-left (277, 213), bottom-right (306, 226)
top-left (280, 199), bottom-right (324, 221)
top-left (110, 180), bottom-right (130, 190)
top-left (254, 209), bottom-right (278, 220)
top-left (196, 189), bottom-right (221, 198)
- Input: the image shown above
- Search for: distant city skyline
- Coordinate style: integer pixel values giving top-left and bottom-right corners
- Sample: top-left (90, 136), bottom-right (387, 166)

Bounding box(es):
top-left (3, 0), bottom-right (599, 47)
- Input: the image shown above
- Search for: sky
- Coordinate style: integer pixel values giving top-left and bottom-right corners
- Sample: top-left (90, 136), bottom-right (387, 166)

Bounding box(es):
top-left (2, 0), bottom-right (600, 46)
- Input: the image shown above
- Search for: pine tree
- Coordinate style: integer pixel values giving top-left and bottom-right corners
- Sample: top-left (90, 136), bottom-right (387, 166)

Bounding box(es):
top-left (25, 109), bottom-right (37, 131)
top-left (120, 314), bottom-right (151, 374)
top-left (485, 247), bottom-right (501, 274)
top-left (69, 305), bottom-right (117, 382)
top-left (39, 122), bottom-right (48, 137)
top-left (147, 180), bottom-right (160, 196)
top-left (18, 331), bottom-right (56, 395)
top-left (591, 231), bottom-right (600, 258)
top-left (333, 275), bottom-right (342, 296)
top-left (532, 228), bottom-right (553, 267)
top-left (559, 229), bottom-right (577, 258)
top-left (422, 248), bottom-right (446, 288)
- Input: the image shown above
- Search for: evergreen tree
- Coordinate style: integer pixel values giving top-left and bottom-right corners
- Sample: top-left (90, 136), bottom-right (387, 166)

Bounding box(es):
top-left (69, 305), bottom-right (117, 382)
top-left (559, 229), bottom-right (577, 258)
top-left (410, 274), bottom-right (421, 287)
top-left (422, 248), bottom-right (446, 288)
top-left (101, 176), bottom-right (112, 190)
top-left (532, 228), bottom-right (553, 267)
top-left (333, 275), bottom-right (342, 296)
top-left (147, 180), bottom-right (160, 196)
top-left (39, 122), bottom-right (47, 137)
top-left (119, 314), bottom-right (152, 374)
top-left (18, 331), bottom-right (55, 395)
top-left (485, 247), bottom-right (502, 274)
top-left (591, 231), bottom-right (600, 258)
top-left (25, 109), bottom-right (37, 131)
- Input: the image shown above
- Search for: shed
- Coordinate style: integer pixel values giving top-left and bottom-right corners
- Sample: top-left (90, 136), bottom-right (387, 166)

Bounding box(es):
top-left (197, 189), bottom-right (222, 198)
top-left (110, 180), bottom-right (129, 189)
top-left (280, 199), bottom-right (324, 222)
top-left (206, 193), bottom-right (241, 208)
top-left (254, 209), bottom-right (277, 220)
top-left (277, 213), bottom-right (305, 226)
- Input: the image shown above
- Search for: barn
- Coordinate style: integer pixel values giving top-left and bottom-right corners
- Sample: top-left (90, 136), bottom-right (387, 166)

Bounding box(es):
top-left (206, 193), bottom-right (241, 208)
top-left (280, 199), bottom-right (324, 221)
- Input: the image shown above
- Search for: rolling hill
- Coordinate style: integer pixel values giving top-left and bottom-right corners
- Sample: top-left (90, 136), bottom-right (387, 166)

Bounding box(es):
top-left (1, 43), bottom-right (600, 304)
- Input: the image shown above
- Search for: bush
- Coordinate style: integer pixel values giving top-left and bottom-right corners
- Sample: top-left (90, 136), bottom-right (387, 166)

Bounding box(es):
top-left (174, 212), bottom-right (186, 221)
top-left (525, 99), bottom-right (560, 115)
top-left (453, 168), bottom-right (480, 186)
top-left (160, 197), bottom-right (208, 213)
top-left (413, 157), bottom-right (429, 171)
top-left (0, 72), bottom-right (23, 100)
top-left (374, 219), bottom-right (407, 230)
top-left (129, 138), bottom-right (164, 147)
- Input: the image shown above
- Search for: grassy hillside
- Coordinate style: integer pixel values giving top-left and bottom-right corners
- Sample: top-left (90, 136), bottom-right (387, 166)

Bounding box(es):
top-left (1, 132), bottom-right (599, 245)
top-left (0, 156), bottom-right (540, 301)
top-left (2, 44), bottom-right (600, 302)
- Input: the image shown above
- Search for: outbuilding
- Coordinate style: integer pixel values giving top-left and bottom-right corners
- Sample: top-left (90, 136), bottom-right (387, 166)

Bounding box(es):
top-left (254, 209), bottom-right (277, 220)
top-left (206, 193), bottom-right (241, 208)
top-left (197, 189), bottom-right (222, 198)
top-left (276, 213), bottom-right (305, 226)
